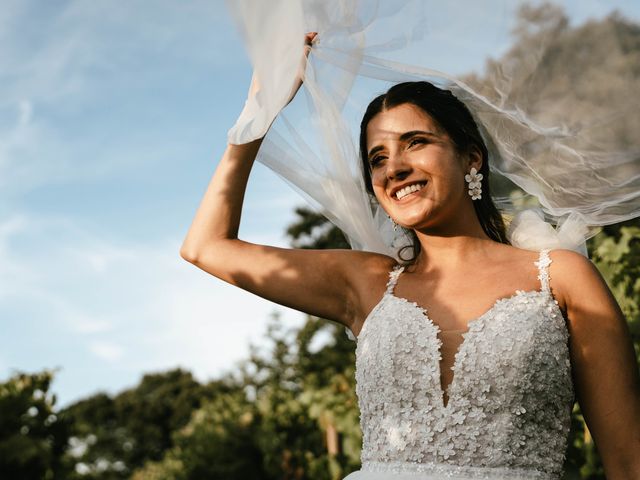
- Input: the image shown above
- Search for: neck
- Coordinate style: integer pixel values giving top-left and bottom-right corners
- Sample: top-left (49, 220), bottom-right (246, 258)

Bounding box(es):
top-left (411, 209), bottom-right (494, 272)
top-left (413, 233), bottom-right (491, 270)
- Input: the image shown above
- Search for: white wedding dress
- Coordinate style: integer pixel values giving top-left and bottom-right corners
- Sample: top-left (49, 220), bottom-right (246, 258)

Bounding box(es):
top-left (344, 249), bottom-right (574, 480)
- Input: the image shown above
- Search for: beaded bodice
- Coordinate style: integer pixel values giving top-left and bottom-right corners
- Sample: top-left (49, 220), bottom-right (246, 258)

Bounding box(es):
top-left (354, 250), bottom-right (575, 479)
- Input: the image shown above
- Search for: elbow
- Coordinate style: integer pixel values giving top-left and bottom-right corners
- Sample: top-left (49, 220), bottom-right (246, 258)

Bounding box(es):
top-left (179, 239), bottom-right (238, 265)
top-left (180, 245), bottom-right (199, 264)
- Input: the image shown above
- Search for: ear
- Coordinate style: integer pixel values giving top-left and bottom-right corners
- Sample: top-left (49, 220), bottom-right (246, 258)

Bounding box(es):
top-left (466, 145), bottom-right (483, 172)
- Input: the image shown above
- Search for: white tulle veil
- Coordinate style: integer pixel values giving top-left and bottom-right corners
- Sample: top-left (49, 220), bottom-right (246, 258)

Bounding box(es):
top-left (226, 0), bottom-right (640, 260)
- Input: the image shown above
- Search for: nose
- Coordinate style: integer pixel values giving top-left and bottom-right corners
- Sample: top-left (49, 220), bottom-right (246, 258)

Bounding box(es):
top-left (386, 151), bottom-right (411, 181)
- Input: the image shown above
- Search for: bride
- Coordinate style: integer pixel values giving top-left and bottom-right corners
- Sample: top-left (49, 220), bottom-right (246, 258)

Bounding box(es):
top-left (181, 28), bottom-right (640, 480)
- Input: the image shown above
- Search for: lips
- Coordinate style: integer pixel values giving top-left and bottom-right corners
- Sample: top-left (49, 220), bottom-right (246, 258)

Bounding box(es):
top-left (392, 181), bottom-right (427, 201)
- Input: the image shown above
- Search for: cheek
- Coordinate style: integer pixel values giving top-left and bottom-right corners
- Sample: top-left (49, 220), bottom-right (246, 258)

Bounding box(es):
top-left (370, 169), bottom-right (386, 189)
top-left (370, 179), bottom-right (388, 205)
top-left (371, 184), bottom-right (384, 203)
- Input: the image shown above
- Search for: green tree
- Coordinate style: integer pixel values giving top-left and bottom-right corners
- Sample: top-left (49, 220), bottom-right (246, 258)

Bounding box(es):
top-left (62, 369), bottom-right (213, 479)
top-left (0, 370), bottom-right (71, 480)
top-left (132, 378), bottom-right (264, 480)
top-left (246, 315), bottom-right (359, 480)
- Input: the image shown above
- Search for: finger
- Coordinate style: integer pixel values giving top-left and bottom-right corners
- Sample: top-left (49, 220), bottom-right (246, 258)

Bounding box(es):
top-left (305, 32), bottom-right (318, 46)
top-left (303, 32), bottom-right (317, 59)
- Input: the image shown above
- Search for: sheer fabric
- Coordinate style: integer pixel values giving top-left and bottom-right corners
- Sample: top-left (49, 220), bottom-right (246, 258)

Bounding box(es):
top-left (226, 0), bottom-right (640, 260)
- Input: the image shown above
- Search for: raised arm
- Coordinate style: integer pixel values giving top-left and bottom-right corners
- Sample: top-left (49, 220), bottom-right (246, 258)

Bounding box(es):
top-left (551, 249), bottom-right (640, 479)
top-left (180, 34), bottom-right (392, 331)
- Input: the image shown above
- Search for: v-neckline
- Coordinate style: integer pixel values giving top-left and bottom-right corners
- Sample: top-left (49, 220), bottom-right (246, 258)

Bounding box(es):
top-left (385, 289), bottom-right (546, 410)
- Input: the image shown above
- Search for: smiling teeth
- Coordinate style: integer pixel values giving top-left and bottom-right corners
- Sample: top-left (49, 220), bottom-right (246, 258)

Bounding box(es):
top-left (395, 182), bottom-right (426, 200)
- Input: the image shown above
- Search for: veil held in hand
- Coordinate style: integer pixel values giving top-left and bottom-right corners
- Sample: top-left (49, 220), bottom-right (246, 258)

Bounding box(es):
top-left (226, 0), bottom-right (640, 260)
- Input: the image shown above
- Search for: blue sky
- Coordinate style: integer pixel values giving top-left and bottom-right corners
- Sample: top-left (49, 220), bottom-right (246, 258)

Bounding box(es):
top-left (2, 0), bottom-right (639, 407)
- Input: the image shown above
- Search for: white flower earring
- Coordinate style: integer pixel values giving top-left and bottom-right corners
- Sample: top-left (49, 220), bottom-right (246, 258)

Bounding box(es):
top-left (465, 167), bottom-right (483, 201)
top-left (387, 214), bottom-right (399, 231)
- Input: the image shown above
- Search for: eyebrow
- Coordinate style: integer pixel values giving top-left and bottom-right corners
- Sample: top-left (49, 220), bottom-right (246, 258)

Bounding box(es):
top-left (367, 130), bottom-right (439, 159)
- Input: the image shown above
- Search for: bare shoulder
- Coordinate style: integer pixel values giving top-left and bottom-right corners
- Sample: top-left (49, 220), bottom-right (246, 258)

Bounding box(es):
top-left (546, 249), bottom-right (604, 312)
top-left (485, 245), bottom-right (599, 313)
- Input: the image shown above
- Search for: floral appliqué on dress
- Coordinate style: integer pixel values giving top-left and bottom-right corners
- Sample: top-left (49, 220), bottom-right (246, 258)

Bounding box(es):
top-left (352, 249), bottom-right (574, 479)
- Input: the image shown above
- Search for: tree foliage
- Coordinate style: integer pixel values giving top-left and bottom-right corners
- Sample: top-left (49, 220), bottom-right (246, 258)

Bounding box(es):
top-left (0, 370), bottom-right (71, 480)
top-left (134, 309), bottom-right (360, 479)
top-left (60, 369), bottom-right (216, 479)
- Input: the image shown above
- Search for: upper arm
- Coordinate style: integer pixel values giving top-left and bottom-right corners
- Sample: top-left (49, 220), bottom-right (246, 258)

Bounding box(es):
top-left (550, 249), bottom-right (640, 477)
top-left (180, 239), bottom-right (393, 330)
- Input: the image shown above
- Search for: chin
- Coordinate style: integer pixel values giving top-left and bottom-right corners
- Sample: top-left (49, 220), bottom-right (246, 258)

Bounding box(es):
top-left (397, 210), bottom-right (433, 228)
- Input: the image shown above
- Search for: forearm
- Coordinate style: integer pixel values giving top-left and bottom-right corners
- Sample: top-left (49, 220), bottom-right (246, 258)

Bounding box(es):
top-left (180, 138), bottom-right (263, 259)
top-left (181, 33), bottom-right (313, 261)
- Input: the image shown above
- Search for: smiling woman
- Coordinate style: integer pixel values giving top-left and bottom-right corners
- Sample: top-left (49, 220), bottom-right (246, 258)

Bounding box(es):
top-left (181, 1), bottom-right (640, 479)
top-left (359, 82), bottom-right (508, 263)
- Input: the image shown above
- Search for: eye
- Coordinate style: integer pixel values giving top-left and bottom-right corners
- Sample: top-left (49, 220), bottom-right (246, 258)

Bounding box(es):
top-left (369, 155), bottom-right (386, 168)
top-left (408, 137), bottom-right (428, 148)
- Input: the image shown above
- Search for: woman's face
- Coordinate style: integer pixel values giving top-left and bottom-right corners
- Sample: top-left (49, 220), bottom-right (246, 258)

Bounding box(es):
top-left (365, 103), bottom-right (479, 232)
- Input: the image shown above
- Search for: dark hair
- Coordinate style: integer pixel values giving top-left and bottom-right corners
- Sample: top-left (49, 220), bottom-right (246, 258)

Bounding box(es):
top-left (359, 81), bottom-right (508, 263)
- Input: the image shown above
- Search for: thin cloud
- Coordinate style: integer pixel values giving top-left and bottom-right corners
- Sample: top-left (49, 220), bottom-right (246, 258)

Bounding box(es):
top-left (88, 341), bottom-right (124, 363)
top-left (0, 1), bottom-right (247, 198)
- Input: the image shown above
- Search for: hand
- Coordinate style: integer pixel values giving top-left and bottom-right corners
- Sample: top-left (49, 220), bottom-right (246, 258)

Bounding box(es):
top-left (246, 32), bottom-right (317, 107)
top-left (289, 32), bottom-right (318, 100)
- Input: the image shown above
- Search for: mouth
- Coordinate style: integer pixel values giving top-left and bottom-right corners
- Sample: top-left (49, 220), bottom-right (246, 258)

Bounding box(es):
top-left (393, 182), bottom-right (427, 201)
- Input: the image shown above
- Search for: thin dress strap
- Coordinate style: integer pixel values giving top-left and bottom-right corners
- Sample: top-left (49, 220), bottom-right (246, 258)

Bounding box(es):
top-left (344, 263), bottom-right (405, 342)
top-left (385, 264), bottom-right (405, 295)
top-left (534, 249), bottom-right (552, 293)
